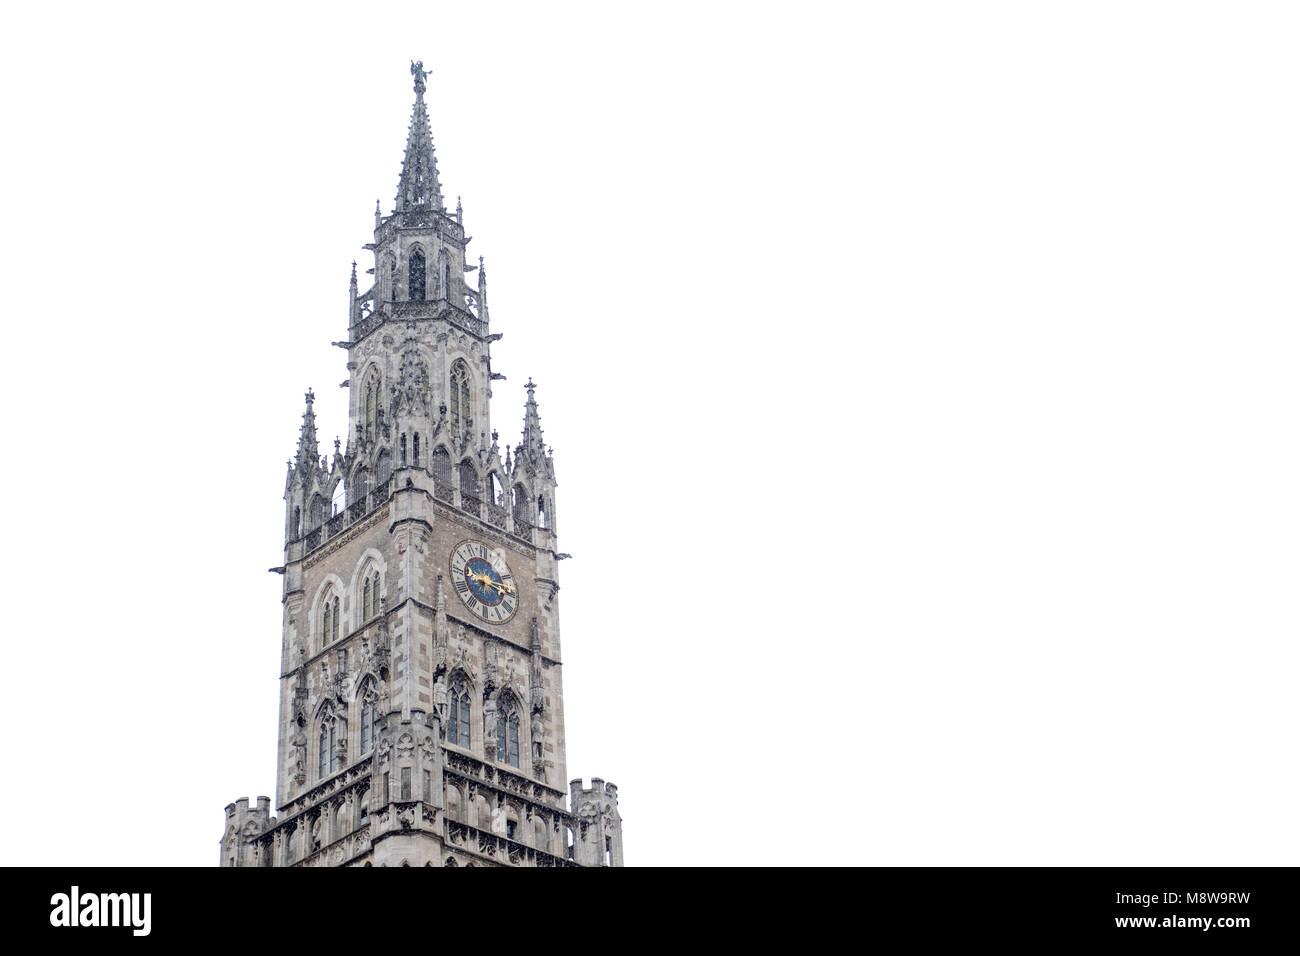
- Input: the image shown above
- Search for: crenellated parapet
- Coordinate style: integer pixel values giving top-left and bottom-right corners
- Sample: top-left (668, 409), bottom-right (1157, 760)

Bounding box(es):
top-left (569, 778), bottom-right (624, 867)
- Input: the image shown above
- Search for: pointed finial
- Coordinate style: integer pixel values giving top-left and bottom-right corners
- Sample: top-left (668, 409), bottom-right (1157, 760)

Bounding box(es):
top-left (525, 377), bottom-right (536, 396)
top-left (456, 195), bottom-right (463, 223)
top-left (350, 260), bottom-right (357, 287)
top-left (334, 436), bottom-right (341, 454)
top-left (305, 389), bottom-right (315, 405)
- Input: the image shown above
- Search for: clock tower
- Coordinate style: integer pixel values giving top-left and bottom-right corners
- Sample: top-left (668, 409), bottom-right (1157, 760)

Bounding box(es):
top-left (219, 62), bottom-right (624, 867)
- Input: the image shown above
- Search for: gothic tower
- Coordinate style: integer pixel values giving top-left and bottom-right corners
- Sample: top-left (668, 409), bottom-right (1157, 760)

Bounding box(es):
top-left (220, 62), bottom-right (623, 868)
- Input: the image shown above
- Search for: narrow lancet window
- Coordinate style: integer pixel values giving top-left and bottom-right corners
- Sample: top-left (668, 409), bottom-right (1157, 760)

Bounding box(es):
top-left (408, 249), bottom-right (426, 301)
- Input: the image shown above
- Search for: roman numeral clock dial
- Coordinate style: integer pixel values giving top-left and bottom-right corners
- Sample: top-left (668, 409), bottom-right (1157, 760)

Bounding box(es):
top-left (450, 540), bottom-right (518, 624)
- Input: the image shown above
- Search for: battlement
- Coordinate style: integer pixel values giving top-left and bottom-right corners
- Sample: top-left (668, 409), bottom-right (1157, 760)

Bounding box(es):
top-left (570, 777), bottom-right (618, 805)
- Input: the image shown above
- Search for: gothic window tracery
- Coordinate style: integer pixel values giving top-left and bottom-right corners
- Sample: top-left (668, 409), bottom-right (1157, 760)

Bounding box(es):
top-left (359, 681), bottom-right (379, 756)
top-left (495, 693), bottom-right (521, 768)
top-left (363, 370), bottom-right (382, 441)
top-left (321, 591), bottom-right (340, 647)
top-left (318, 704), bottom-right (340, 780)
top-left (408, 248), bottom-right (426, 301)
top-left (431, 446), bottom-right (451, 490)
top-left (437, 250), bottom-right (450, 300)
top-left (448, 679), bottom-right (472, 748)
top-left (449, 360), bottom-right (471, 439)
top-left (459, 459), bottom-right (480, 508)
top-left (361, 567), bottom-right (379, 621)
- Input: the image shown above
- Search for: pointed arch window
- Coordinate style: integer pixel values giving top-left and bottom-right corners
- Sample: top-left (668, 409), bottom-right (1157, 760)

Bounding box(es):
top-left (321, 592), bottom-right (340, 647)
top-left (437, 250), bottom-right (450, 300)
top-left (413, 433), bottom-right (420, 465)
top-left (495, 696), bottom-right (520, 768)
top-left (449, 361), bottom-right (471, 439)
top-left (431, 446), bottom-right (452, 491)
top-left (388, 256), bottom-right (397, 302)
top-left (318, 707), bottom-right (339, 779)
top-left (459, 459), bottom-right (480, 511)
top-left (363, 371), bottom-right (381, 441)
top-left (408, 248), bottom-right (426, 301)
top-left (359, 683), bottom-right (379, 756)
top-left (361, 569), bottom-right (381, 621)
top-left (448, 681), bottom-right (472, 748)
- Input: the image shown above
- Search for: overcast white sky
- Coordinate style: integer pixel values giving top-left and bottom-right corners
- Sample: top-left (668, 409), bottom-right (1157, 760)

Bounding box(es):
top-left (2, 2), bottom-right (1299, 866)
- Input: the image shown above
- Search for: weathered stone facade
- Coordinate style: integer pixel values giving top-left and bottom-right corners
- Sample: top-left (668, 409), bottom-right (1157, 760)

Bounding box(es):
top-left (221, 61), bottom-right (622, 868)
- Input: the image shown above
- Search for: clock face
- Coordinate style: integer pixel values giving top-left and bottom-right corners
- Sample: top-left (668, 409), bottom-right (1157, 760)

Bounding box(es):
top-left (450, 540), bottom-right (518, 624)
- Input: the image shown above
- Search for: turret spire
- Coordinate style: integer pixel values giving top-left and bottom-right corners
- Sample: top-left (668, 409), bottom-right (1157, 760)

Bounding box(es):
top-left (295, 390), bottom-right (319, 472)
top-left (520, 378), bottom-right (546, 459)
top-left (395, 60), bottom-right (445, 213)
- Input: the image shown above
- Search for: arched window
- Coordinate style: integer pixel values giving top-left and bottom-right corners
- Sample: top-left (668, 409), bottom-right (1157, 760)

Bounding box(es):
top-left (412, 433), bottom-right (420, 465)
top-left (359, 682), bottom-right (378, 756)
top-left (431, 446), bottom-right (451, 489)
top-left (319, 590), bottom-right (340, 650)
top-left (292, 506), bottom-right (301, 538)
top-left (537, 495), bottom-right (548, 529)
top-left (489, 473), bottom-right (503, 506)
top-left (449, 361), bottom-right (471, 439)
top-left (408, 248), bottom-right (426, 301)
top-left (400, 434), bottom-right (407, 466)
top-left (363, 370), bottom-right (381, 441)
top-left (448, 681), bottom-right (472, 747)
top-left (437, 250), bottom-right (450, 300)
top-left (320, 592), bottom-right (340, 647)
top-left (362, 577), bottom-right (372, 621)
top-left (310, 495), bottom-right (327, 529)
top-left (459, 459), bottom-right (480, 511)
top-left (318, 706), bottom-right (339, 780)
top-left (350, 467), bottom-right (369, 506)
top-left (495, 695), bottom-right (520, 768)
top-left (512, 485), bottom-right (528, 521)
top-left (388, 256), bottom-right (397, 301)
top-left (376, 450), bottom-right (391, 486)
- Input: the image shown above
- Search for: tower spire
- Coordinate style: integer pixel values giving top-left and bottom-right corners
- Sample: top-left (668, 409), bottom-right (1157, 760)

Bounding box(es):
top-left (519, 378), bottom-right (546, 460)
top-left (294, 389), bottom-right (319, 472)
top-left (395, 60), bottom-right (445, 213)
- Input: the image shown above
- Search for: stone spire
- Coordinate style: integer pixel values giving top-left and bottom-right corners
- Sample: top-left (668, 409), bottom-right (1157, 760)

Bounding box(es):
top-left (395, 60), bottom-right (444, 213)
top-left (295, 389), bottom-right (319, 472)
top-left (519, 378), bottom-right (545, 460)
top-left (477, 255), bottom-right (489, 325)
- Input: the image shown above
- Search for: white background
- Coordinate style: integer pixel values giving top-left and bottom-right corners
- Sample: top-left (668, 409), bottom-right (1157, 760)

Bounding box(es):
top-left (1, 1), bottom-right (1297, 866)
